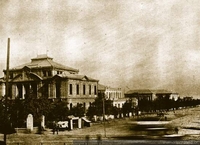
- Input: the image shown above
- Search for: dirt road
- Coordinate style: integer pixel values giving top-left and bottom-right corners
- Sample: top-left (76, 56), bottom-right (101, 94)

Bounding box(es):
top-left (2, 106), bottom-right (200, 144)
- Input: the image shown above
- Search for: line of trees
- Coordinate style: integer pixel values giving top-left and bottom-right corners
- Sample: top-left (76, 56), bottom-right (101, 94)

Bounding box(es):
top-left (123, 97), bottom-right (200, 114)
top-left (1, 91), bottom-right (200, 129)
top-left (0, 91), bottom-right (121, 128)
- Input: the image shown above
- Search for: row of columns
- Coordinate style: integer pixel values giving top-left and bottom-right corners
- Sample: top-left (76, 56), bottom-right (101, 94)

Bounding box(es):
top-left (11, 83), bottom-right (39, 99)
top-left (12, 84), bottom-right (26, 99)
top-left (106, 91), bottom-right (123, 100)
top-left (10, 82), bottom-right (59, 99)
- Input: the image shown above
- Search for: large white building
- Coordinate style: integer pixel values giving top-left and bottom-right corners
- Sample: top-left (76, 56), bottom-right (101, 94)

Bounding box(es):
top-left (0, 54), bottom-right (99, 109)
top-left (98, 84), bottom-right (126, 108)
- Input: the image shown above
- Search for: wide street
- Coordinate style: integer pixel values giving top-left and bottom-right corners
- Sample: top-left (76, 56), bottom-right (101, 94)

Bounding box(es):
top-left (2, 106), bottom-right (200, 144)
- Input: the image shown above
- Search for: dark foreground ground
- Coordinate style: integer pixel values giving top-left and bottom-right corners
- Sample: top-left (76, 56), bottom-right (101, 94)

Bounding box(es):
top-left (1, 106), bottom-right (200, 145)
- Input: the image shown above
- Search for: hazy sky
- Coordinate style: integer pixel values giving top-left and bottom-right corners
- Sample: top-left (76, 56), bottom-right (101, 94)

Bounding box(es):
top-left (1, 0), bottom-right (200, 97)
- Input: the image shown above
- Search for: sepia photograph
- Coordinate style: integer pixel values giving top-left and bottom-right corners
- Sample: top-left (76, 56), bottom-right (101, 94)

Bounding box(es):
top-left (0, 0), bottom-right (200, 144)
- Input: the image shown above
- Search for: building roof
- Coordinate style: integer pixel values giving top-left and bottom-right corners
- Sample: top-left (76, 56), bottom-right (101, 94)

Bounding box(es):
top-left (98, 84), bottom-right (106, 91)
top-left (125, 89), bottom-right (153, 95)
top-left (125, 89), bottom-right (173, 95)
top-left (54, 73), bottom-right (99, 82)
top-left (8, 54), bottom-right (79, 73)
top-left (152, 89), bottom-right (172, 94)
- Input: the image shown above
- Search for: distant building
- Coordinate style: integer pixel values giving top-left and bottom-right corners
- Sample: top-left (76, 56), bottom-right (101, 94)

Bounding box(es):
top-left (125, 89), bottom-right (179, 105)
top-left (0, 54), bottom-right (99, 109)
top-left (183, 96), bottom-right (193, 101)
top-left (125, 89), bottom-right (155, 101)
top-left (98, 84), bottom-right (126, 108)
top-left (169, 93), bottom-right (179, 101)
top-left (152, 89), bottom-right (173, 100)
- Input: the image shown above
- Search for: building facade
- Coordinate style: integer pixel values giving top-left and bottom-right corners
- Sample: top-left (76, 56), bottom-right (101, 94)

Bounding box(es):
top-left (0, 54), bottom-right (99, 109)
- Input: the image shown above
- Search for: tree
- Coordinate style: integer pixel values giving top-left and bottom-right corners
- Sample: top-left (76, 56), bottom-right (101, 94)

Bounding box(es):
top-left (87, 94), bottom-right (116, 118)
top-left (47, 99), bottom-right (69, 121)
top-left (0, 99), bottom-right (16, 142)
top-left (9, 98), bottom-right (24, 127)
top-left (70, 103), bottom-right (85, 117)
top-left (122, 100), bottom-right (132, 116)
top-left (8, 89), bottom-right (52, 127)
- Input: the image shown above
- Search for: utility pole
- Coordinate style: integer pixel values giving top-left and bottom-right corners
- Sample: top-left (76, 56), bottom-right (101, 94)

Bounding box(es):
top-left (4, 38), bottom-right (10, 143)
top-left (102, 93), bottom-right (106, 137)
top-left (5, 38), bottom-right (10, 110)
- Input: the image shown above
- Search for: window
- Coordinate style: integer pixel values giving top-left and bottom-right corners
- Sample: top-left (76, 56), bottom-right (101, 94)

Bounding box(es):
top-left (89, 85), bottom-right (91, 95)
top-left (69, 84), bottom-right (73, 95)
top-left (43, 70), bottom-right (46, 77)
top-left (48, 71), bottom-right (52, 76)
top-left (76, 84), bottom-right (79, 95)
top-left (57, 71), bottom-right (62, 74)
top-left (83, 84), bottom-right (86, 95)
top-left (94, 85), bottom-right (97, 95)
top-left (9, 72), bottom-right (13, 79)
top-left (70, 103), bottom-right (73, 109)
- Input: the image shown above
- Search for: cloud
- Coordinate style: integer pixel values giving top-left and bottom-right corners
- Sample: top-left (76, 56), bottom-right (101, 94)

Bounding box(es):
top-left (1, 0), bottom-right (200, 97)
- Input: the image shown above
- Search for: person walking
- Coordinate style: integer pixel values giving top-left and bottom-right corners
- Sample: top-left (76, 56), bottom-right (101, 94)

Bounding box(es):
top-left (174, 127), bottom-right (179, 134)
top-left (55, 122), bottom-right (59, 134)
top-left (52, 121), bottom-right (58, 134)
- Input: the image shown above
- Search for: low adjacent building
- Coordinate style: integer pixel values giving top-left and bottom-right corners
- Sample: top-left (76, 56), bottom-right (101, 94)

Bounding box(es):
top-left (98, 84), bottom-right (126, 108)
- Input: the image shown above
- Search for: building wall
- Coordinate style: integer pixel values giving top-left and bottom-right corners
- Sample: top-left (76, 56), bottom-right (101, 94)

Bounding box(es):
top-left (113, 99), bottom-right (127, 108)
top-left (60, 80), bottom-right (68, 98)
top-left (67, 79), bottom-right (98, 98)
top-left (57, 79), bottom-right (98, 109)
top-left (6, 78), bottom-right (98, 110)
